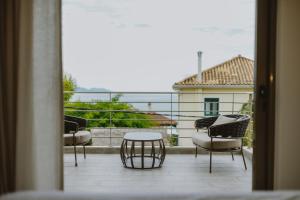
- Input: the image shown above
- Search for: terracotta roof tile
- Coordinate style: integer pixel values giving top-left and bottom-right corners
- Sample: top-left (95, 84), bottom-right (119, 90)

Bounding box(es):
top-left (173, 55), bottom-right (254, 87)
top-left (146, 112), bottom-right (177, 126)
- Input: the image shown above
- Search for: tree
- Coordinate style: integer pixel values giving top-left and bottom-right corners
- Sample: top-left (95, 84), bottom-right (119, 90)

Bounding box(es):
top-left (63, 74), bottom-right (76, 102)
top-left (240, 102), bottom-right (254, 147)
top-left (64, 95), bottom-right (157, 128)
top-left (63, 74), bottom-right (155, 128)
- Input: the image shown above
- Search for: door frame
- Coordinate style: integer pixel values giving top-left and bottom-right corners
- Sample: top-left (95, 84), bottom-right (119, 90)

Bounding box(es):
top-left (253, 0), bottom-right (277, 190)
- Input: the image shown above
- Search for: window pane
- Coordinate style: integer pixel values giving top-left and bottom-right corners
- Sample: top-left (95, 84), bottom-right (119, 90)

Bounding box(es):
top-left (204, 98), bottom-right (219, 116)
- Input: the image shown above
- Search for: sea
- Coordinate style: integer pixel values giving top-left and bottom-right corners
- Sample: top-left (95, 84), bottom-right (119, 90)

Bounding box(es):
top-left (70, 92), bottom-right (179, 120)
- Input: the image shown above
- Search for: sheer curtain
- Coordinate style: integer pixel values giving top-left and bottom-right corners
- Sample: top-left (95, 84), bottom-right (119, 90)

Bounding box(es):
top-left (0, 0), bottom-right (63, 194)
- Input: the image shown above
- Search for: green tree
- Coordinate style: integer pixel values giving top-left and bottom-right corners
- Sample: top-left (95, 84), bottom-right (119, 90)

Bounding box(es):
top-left (64, 94), bottom-right (157, 128)
top-left (240, 102), bottom-right (254, 147)
top-left (63, 74), bottom-right (76, 102)
top-left (63, 74), bottom-right (155, 128)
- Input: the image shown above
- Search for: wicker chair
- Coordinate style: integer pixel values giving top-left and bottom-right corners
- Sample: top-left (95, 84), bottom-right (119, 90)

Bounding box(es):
top-left (193, 114), bottom-right (250, 173)
top-left (64, 115), bottom-right (91, 167)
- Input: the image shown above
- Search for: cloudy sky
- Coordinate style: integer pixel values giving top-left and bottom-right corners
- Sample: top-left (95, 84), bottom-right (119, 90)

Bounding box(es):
top-left (62, 0), bottom-right (255, 91)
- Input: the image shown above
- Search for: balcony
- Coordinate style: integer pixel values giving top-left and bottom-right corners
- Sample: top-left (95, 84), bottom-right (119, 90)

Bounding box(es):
top-left (64, 91), bottom-right (253, 192)
top-left (64, 154), bottom-right (252, 192)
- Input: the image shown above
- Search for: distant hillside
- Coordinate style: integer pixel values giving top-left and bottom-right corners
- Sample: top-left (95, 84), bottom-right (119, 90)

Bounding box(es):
top-left (75, 87), bottom-right (110, 92)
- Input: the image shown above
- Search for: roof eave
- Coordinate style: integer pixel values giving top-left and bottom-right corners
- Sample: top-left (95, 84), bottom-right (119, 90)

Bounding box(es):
top-left (173, 84), bottom-right (254, 90)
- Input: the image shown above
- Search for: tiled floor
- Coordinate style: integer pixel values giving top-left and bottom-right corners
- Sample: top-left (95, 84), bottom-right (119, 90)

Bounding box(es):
top-left (64, 154), bottom-right (252, 193)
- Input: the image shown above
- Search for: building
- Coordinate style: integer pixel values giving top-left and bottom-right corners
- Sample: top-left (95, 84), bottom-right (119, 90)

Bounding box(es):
top-left (173, 53), bottom-right (254, 145)
top-left (145, 112), bottom-right (177, 127)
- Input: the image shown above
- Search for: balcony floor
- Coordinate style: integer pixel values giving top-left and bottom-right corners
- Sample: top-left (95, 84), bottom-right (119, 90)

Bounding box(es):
top-left (64, 154), bottom-right (252, 193)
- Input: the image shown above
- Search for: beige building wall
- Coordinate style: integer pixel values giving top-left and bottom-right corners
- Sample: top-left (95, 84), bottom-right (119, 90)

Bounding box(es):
top-left (177, 87), bottom-right (253, 146)
top-left (177, 88), bottom-right (203, 146)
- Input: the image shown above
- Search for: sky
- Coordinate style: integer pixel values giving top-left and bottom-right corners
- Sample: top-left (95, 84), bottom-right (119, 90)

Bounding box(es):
top-left (62, 0), bottom-right (255, 91)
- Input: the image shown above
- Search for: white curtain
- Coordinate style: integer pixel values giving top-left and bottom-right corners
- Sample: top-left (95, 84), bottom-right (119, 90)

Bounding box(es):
top-left (15, 0), bottom-right (63, 190)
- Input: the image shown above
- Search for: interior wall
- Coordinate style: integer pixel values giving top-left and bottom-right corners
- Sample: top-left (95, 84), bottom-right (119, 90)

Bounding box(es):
top-left (274, 0), bottom-right (300, 189)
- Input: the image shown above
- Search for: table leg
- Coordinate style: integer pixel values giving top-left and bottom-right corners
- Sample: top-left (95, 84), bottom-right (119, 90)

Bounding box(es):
top-left (133, 141), bottom-right (136, 156)
top-left (125, 140), bottom-right (129, 157)
top-left (158, 140), bottom-right (162, 158)
top-left (151, 141), bottom-right (155, 168)
top-left (120, 140), bottom-right (123, 164)
top-left (159, 140), bottom-right (166, 167)
top-left (130, 141), bottom-right (135, 168)
top-left (161, 139), bottom-right (166, 164)
top-left (141, 141), bottom-right (145, 169)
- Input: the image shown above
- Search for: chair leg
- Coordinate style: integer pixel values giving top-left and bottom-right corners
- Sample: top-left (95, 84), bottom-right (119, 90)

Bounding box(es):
top-left (231, 152), bottom-right (234, 161)
top-left (83, 145), bottom-right (86, 159)
top-left (73, 144), bottom-right (78, 167)
top-left (209, 151), bottom-right (212, 173)
top-left (209, 138), bottom-right (213, 173)
top-left (72, 132), bottom-right (78, 167)
top-left (241, 148), bottom-right (247, 170)
top-left (195, 146), bottom-right (198, 158)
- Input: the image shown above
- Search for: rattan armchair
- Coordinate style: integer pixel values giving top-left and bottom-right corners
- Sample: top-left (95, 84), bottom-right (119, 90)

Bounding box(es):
top-left (193, 114), bottom-right (250, 173)
top-left (65, 115), bottom-right (87, 130)
top-left (64, 115), bottom-right (91, 167)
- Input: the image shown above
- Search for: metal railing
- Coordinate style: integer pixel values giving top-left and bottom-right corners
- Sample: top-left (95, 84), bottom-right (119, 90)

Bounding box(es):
top-left (64, 91), bottom-right (253, 146)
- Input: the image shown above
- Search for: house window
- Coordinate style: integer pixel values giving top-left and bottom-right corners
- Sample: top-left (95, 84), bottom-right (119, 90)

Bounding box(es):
top-left (204, 98), bottom-right (219, 116)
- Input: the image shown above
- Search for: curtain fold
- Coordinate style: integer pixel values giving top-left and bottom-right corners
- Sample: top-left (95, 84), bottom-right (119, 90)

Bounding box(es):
top-left (0, 0), bottom-right (63, 195)
top-left (0, 0), bottom-right (20, 194)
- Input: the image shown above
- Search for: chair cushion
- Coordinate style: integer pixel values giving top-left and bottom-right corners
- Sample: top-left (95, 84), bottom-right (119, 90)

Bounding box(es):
top-left (212, 115), bottom-right (237, 126)
top-left (192, 133), bottom-right (241, 150)
top-left (64, 131), bottom-right (91, 145)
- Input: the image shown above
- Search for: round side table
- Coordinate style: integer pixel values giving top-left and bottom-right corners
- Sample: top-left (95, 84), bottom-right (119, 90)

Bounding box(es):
top-left (120, 132), bottom-right (166, 169)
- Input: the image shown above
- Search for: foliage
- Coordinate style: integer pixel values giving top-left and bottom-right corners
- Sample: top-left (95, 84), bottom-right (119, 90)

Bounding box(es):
top-left (64, 95), bottom-right (157, 128)
top-left (240, 102), bottom-right (253, 148)
top-left (63, 74), bottom-right (77, 102)
top-left (167, 134), bottom-right (178, 146)
top-left (63, 74), bottom-right (156, 128)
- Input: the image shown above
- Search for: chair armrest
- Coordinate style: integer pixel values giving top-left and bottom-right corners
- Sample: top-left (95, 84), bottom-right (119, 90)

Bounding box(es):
top-left (194, 116), bottom-right (218, 131)
top-left (208, 119), bottom-right (250, 138)
top-left (64, 120), bottom-right (79, 134)
top-left (64, 115), bottom-right (87, 130)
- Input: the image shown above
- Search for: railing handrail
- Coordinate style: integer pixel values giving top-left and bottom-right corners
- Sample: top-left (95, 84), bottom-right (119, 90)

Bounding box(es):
top-left (65, 101), bottom-right (251, 104)
top-left (64, 91), bottom-right (253, 95)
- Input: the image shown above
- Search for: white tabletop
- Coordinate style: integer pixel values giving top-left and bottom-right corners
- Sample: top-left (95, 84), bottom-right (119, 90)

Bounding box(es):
top-left (124, 132), bottom-right (162, 141)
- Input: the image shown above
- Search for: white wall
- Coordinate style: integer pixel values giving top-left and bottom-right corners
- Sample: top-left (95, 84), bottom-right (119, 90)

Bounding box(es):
top-left (177, 88), bottom-right (252, 146)
top-left (177, 89), bottom-right (202, 146)
top-left (274, 0), bottom-right (300, 189)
